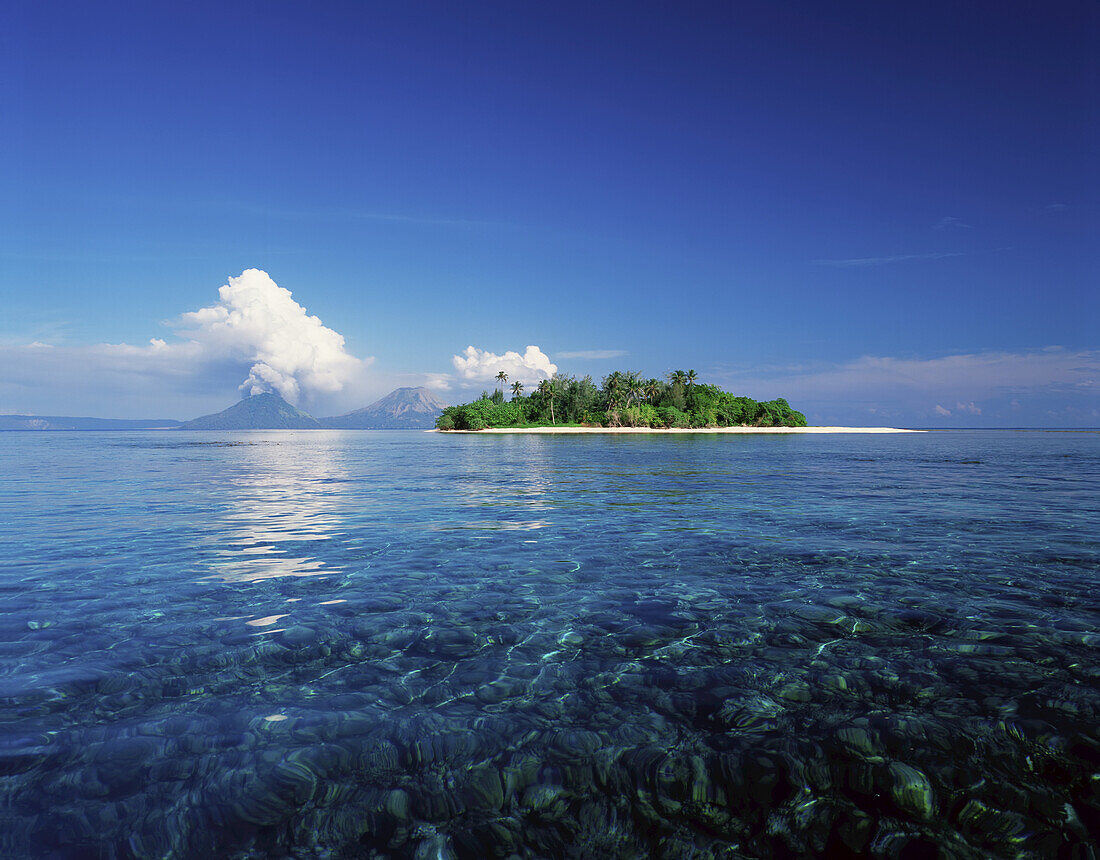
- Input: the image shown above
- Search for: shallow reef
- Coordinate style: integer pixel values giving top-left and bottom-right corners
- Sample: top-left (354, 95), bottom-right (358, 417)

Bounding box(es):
top-left (6, 563), bottom-right (1099, 858)
top-left (2, 430), bottom-right (1098, 857)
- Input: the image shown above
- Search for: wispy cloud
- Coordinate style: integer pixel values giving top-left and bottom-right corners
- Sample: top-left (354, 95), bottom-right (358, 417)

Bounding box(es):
top-left (1044, 203), bottom-right (1068, 212)
top-left (555, 349), bottom-right (628, 360)
top-left (221, 198), bottom-right (502, 229)
top-left (812, 251), bottom-right (966, 267)
top-left (0, 314), bottom-right (76, 346)
top-left (348, 212), bottom-right (499, 228)
top-left (418, 372), bottom-right (455, 392)
top-left (932, 216), bottom-right (972, 230)
top-left (709, 348), bottom-right (1100, 427)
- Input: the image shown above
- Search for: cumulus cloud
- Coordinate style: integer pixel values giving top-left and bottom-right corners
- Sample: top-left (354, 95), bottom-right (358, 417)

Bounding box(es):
top-left (452, 345), bottom-right (557, 385)
top-left (934, 404), bottom-right (951, 416)
top-left (955, 400), bottom-right (981, 415)
top-left (0, 269), bottom-right (374, 417)
top-left (176, 268), bottom-right (365, 402)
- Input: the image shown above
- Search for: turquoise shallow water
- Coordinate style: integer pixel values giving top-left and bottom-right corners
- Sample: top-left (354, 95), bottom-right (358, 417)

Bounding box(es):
top-left (1, 429), bottom-right (1098, 858)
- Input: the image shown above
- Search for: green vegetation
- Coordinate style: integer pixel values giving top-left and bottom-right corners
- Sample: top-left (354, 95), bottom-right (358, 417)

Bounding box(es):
top-left (436, 370), bottom-right (808, 430)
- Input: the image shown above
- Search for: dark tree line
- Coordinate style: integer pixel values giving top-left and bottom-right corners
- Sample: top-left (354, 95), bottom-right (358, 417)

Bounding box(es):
top-left (436, 370), bottom-right (807, 430)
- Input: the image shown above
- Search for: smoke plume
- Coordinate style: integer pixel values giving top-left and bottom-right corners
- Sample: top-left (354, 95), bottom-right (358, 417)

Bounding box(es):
top-left (176, 269), bottom-right (364, 402)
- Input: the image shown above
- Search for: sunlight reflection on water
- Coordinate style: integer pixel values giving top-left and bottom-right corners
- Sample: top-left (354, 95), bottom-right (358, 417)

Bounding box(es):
top-left (201, 437), bottom-right (351, 583)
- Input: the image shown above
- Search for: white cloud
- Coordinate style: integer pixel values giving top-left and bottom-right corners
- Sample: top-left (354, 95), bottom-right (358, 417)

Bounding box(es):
top-left (710, 348), bottom-right (1100, 427)
top-left (419, 372), bottom-right (454, 391)
top-left (0, 269), bottom-right (378, 417)
top-left (724, 349), bottom-right (1097, 395)
top-left (175, 268), bottom-right (366, 402)
top-left (555, 349), bottom-right (628, 360)
top-left (452, 345), bottom-right (557, 385)
top-left (934, 404), bottom-right (951, 416)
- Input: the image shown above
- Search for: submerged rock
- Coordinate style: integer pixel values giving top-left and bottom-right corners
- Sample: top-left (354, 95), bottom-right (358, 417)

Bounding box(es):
top-left (887, 762), bottom-right (936, 821)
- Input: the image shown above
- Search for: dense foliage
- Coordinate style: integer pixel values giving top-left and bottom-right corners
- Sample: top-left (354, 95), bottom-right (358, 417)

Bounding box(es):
top-left (436, 370), bottom-right (808, 430)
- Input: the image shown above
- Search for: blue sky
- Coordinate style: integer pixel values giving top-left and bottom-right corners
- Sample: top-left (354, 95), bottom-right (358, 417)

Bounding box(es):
top-left (1, 0), bottom-right (1096, 425)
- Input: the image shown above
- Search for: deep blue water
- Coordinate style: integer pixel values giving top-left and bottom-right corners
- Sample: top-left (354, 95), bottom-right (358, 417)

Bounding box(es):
top-left (1, 429), bottom-right (1098, 859)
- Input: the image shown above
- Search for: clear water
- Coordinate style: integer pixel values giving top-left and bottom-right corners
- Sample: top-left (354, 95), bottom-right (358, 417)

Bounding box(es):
top-left (1, 430), bottom-right (1097, 858)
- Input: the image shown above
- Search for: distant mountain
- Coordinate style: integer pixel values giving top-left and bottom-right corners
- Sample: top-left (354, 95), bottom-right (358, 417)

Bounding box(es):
top-left (0, 415), bottom-right (182, 431)
top-left (5, 388), bottom-right (447, 432)
top-left (178, 392), bottom-right (321, 430)
top-left (321, 387), bottom-right (447, 429)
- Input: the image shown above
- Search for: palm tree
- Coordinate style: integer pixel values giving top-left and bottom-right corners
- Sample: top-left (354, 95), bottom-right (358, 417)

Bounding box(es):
top-left (537, 379), bottom-right (557, 425)
top-left (511, 380), bottom-right (524, 400)
top-left (496, 370), bottom-right (508, 397)
top-left (686, 369), bottom-right (697, 407)
top-left (644, 378), bottom-right (660, 404)
top-left (604, 371), bottom-right (624, 409)
top-left (625, 371), bottom-right (644, 408)
top-left (667, 370), bottom-right (688, 408)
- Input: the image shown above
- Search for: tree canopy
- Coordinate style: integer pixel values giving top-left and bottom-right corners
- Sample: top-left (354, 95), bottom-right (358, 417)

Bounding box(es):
top-left (436, 371), bottom-right (808, 430)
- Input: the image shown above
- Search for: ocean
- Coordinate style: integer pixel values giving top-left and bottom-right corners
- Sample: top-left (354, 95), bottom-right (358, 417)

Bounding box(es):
top-left (1, 429), bottom-right (1097, 858)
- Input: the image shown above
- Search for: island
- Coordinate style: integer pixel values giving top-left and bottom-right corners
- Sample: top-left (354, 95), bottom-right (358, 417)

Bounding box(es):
top-left (437, 370), bottom-right (814, 431)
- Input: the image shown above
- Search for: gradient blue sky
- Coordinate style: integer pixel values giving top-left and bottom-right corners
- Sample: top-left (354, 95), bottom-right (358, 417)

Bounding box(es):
top-left (2, 0), bottom-right (1096, 425)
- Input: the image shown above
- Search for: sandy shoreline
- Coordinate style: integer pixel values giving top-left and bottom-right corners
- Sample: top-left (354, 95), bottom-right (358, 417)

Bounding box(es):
top-left (433, 426), bottom-right (922, 434)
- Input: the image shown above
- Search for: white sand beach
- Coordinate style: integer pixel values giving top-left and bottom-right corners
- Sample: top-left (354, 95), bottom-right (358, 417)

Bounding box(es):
top-left (434, 426), bottom-right (922, 434)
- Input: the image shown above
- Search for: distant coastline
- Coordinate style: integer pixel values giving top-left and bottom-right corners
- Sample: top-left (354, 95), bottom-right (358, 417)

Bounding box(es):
top-left (432, 425), bottom-right (921, 434)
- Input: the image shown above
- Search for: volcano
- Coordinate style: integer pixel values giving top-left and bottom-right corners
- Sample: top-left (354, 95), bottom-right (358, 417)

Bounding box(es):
top-left (320, 387), bottom-right (447, 429)
top-left (177, 393), bottom-right (321, 430)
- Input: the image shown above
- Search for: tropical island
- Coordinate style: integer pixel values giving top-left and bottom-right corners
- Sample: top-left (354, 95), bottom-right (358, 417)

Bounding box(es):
top-left (436, 370), bottom-right (809, 431)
